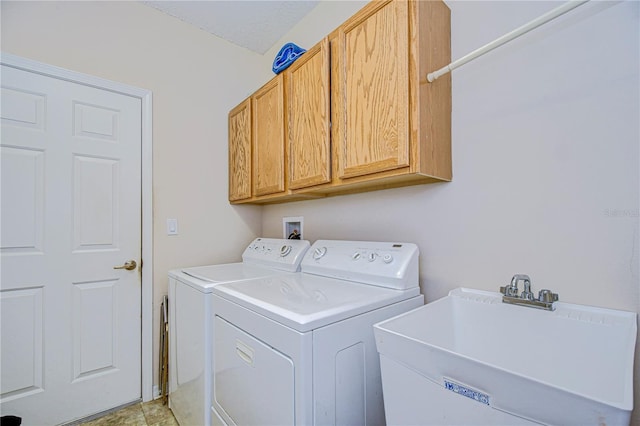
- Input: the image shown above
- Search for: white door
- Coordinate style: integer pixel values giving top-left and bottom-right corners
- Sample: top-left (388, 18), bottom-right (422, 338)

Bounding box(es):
top-left (0, 64), bottom-right (142, 425)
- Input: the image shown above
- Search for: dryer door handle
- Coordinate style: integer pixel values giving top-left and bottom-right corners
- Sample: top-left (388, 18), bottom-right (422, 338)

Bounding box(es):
top-left (235, 339), bottom-right (254, 366)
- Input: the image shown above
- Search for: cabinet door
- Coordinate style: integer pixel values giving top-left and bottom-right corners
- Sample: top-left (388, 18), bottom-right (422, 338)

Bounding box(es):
top-left (287, 38), bottom-right (331, 190)
top-left (337, 0), bottom-right (410, 179)
top-left (228, 98), bottom-right (252, 201)
top-left (252, 74), bottom-right (286, 196)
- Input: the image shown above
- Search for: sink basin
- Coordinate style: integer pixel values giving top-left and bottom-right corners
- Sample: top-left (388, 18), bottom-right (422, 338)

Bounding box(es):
top-left (374, 288), bottom-right (636, 425)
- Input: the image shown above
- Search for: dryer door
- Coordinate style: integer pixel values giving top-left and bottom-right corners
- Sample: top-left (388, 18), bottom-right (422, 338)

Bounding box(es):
top-left (214, 316), bottom-right (295, 425)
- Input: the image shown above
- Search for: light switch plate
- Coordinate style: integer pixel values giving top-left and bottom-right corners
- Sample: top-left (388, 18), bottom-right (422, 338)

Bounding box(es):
top-left (167, 218), bottom-right (178, 235)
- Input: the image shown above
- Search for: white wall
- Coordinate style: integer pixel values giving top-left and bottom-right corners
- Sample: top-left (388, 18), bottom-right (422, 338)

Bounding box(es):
top-left (260, 0), bottom-right (640, 422)
top-left (1, 0), bottom-right (264, 394)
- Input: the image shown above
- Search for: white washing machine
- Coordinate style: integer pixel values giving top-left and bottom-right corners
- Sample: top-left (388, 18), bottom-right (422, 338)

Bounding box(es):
top-left (168, 238), bottom-right (310, 426)
top-left (210, 240), bottom-right (425, 426)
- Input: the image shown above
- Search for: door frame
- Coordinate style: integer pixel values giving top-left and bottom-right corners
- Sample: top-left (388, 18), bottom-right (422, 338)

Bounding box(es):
top-left (1, 52), bottom-right (155, 402)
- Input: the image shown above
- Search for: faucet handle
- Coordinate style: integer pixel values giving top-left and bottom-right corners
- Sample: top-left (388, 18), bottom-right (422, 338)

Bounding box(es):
top-left (502, 274), bottom-right (532, 298)
top-left (500, 282), bottom-right (519, 297)
top-left (538, 289), bottom-right (559, 303)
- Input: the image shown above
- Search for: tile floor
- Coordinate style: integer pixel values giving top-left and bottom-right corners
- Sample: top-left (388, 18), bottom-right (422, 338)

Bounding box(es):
top-left (79, 399), bottom-right (178, 426)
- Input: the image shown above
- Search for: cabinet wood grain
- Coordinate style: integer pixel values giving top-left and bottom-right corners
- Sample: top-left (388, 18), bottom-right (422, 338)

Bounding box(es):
top-left (228, 98), bottom-right (252, 201)
top-left (337, 0), bottom-right (409, 179)
top-left (252, 74), bottom-right (286, 196)
top-left (287, 38), bottom-right (331, 190)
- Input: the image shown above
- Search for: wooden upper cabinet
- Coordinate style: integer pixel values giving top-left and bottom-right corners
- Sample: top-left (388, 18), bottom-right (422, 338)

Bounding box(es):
top-left (228, 0), bottom-right (451, 204)
top-left (228, 98), bottom-right (252, 202)
top-left (252, 74), bottom-right (286, 197)
top-left (287, 38), bottom-right (331, 190)
top-left (336, 0), bottom-right (410, 180)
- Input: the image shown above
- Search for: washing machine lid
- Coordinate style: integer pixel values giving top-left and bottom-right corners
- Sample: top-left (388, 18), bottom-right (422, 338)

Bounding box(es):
top-left (171, 264), bottom-right (294, 292)
top-left (212, 273), bottom-right (420, 332)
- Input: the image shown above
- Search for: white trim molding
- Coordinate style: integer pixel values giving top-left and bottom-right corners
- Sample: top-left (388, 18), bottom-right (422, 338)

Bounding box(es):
top-left (0, 52), bottom-right (155, 402)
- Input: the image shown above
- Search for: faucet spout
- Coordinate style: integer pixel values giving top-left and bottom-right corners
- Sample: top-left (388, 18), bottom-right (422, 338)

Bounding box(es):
top-left (511, 274), bottom-right (531, 285)
top-left (513, 274), bottom-right (534, 300)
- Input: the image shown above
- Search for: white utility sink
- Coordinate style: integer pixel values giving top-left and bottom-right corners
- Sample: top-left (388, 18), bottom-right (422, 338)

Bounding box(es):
top-left (374, 288), bottom-right (636, 425)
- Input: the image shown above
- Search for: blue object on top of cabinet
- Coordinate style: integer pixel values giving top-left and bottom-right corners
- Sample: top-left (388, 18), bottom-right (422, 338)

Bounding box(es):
top-left (272, 42), bottom-right (306, 74)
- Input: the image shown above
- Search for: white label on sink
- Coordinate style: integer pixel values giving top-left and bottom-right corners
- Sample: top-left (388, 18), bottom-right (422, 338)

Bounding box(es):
top-left (443, 378), bottom-right (490, 405)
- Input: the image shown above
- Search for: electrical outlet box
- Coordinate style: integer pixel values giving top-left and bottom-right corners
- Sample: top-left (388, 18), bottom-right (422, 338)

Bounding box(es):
top-left (283, 216), bottom-right (303, 240)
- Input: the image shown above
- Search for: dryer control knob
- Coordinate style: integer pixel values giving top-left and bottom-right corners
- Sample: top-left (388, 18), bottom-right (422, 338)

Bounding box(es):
top-left (352, 252), bottom-right (362, 261)
top-left (313, 247), bottom-right (327, 260)
top-left (383, 254), bottom-right (393, 264)
top-left (280, 245), bottom-right (292, 257)
top-left (368, 252), bottom-right (378, 262)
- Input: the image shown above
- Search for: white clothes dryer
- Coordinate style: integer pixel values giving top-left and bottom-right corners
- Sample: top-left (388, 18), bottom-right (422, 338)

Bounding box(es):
top-left (211, 240), bottom-right (425, 426)
top-left (168, 238), bottom-right (310, 426)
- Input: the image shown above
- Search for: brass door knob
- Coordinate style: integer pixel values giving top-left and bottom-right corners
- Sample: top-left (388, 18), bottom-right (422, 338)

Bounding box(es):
top-left (113, 260), bottom-right (137, 271)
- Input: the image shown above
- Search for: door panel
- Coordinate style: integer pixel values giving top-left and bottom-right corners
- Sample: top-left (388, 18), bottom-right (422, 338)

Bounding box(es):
top-left (252, 75), bottom-right (285, 196)
top-left (338, 0), bottom-right (410, 179)
top-left (228, 98), bottom-right (252, 201)
top-left (0, 64), bottom-right (142, 425)
top-left (287, 38), bottom-right (331, 189)
top-left (73, 155), bottom-right (120, 250)
top-left (72, 279), bottom-right (119, 380)
top-left (214, 316), bottom-right (295, 426)
top-left (0, 87), bottom-right (46, 131)
top-left (73, 102), bottom-right (120, 141)
top-left (0, 287), bottom-right (44, 400)
top-left (0, 146), bottom-right (45, 253)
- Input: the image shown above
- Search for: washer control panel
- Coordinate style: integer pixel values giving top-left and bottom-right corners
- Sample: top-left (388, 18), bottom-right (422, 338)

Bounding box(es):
top-left (242, 238), bottom-right (311, 272)
top-left (301, 240), bottom-right (419, 290)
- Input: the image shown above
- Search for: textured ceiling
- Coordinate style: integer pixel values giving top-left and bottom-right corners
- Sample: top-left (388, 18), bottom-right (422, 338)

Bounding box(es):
top-left (141, 1), bottom-right (320, 54)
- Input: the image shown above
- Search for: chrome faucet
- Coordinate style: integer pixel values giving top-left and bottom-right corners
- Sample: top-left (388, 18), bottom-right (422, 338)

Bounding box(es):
top-left (500, 274), bottom-right (558, 311)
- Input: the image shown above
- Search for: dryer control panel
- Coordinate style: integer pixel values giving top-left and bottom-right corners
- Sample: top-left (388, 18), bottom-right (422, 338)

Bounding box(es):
top-left (301, 240), bottom-right (419, 290)
top-left (242, 238), bottom-right (311, 272)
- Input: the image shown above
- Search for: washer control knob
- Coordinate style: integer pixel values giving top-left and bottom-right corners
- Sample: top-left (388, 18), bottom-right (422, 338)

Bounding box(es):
top-left (352, 252), bottom-right (362, 261)
top-left (313, 247), bottom-right (327, 260)
top-left (382, 254), bottom-right (393, 264)
top-left (280, 245), bottom-right (292, 257)
top-left (368, 252), bottom-right (378, 262)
